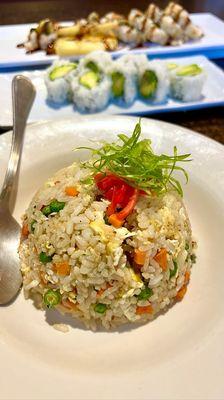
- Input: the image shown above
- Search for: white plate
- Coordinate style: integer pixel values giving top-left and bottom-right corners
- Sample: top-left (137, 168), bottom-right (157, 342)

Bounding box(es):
top-left (1, 13), bottom-right (224, 68)
top-left (0, 115), bottom-right (224, 400)
top-left (1, 55), bottom-right (224, 127)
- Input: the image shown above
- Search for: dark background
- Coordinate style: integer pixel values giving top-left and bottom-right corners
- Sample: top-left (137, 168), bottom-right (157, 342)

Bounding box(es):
top-left (0, 0), bottom-right (224, 24)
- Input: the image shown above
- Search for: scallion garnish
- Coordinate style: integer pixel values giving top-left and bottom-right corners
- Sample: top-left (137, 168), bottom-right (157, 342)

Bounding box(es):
top-left (76, 121), bottom-right (191, 196)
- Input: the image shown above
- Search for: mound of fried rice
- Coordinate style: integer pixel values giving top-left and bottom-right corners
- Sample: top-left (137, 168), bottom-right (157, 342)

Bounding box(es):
top-left (19, 162), bottom-right (195, 330)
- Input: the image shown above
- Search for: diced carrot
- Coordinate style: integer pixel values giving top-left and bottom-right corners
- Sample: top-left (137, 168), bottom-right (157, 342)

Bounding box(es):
top-left (108, 214), bottom-right (124, 228)
top-left (175, 285), bottom-right (187, 301)
top-left (96, 283), bottom-right (112, 297)
top-left (21, 223), bottom-right (29, 237)
top-left (65, 186), bottom-right (79, 197)
top-left (136, 305), bottom-right (153, 315)
top-left (53, 261), bottom-right (71, 276)
top-left (134, 249), bottom-right (147, 265)
top-left (96, 288), bottom-right (105, 297)
top-left (154, 248), bottom-right (167, 271)
top-left (184, 270), bottom-right (191, 285)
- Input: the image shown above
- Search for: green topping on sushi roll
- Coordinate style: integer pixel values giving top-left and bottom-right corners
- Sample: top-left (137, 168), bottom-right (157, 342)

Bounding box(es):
top-left (176, 64), bottom-right (202, 77)
top-left (139, 70), bottom-right (158, 98)
top-left (79, 70), bottom-right (100, 89)
top-left (49, 63), bottom-right (77, 81)
top-left (111, 72), bottom-right (125, 97)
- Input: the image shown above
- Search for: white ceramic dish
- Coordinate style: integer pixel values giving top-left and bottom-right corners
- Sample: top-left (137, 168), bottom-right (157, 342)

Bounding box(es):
top-left (0, 115), bottom-right (224, 400)
top-left (1, 55), bottom-right (224, 127)
top-left (1, 13), bottom-right (224, 69)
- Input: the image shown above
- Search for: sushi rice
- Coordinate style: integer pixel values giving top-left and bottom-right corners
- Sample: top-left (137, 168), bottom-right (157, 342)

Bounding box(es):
top-left (108, 58), bottom-right (138, 105)
top-left (70, 51), bottom-right (112, 112)
top-left (71, 70), bottom-right (111, 113)
top-left (169, 64), bottom-right (206, 102)
top-left (44, 60), bottom-right (77, 104)
top-left (44, 52), bottom-right (206, 111)
top-left (138, 60), bottom-right (169, 103)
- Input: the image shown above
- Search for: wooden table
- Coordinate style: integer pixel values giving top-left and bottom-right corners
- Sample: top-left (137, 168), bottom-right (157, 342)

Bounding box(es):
top-left (0, 0), bottom-right (224, 144)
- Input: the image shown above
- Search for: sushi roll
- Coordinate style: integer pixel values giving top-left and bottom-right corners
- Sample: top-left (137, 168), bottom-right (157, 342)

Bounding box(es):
top-left (118, 54), bottom-right (148, 72)
top-left (70, 57), bottom-right (111, 113)
top-left (108, 59), bottom-right (137, 106)
top-left (138, 60), bottom-right (169, 103)
top-left (44, 60), bottom-right (78, 104)
top-left (169, 64), bottom-right (206, 102)
top-left (128, 8), bottom-right (168, 45)
top-left (77, 50), bottom-right (112, 73)
top-left (117, 23), bottom-right (144, 45)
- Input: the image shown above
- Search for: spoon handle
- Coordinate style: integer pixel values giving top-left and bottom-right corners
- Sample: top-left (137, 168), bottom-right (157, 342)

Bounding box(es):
top-left (0, 75), bottom-right (36, 211)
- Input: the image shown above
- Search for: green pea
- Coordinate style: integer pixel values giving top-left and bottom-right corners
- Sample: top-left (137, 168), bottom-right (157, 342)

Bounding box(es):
top-left (39, 251), bottom-right (53, 264)
top-left (137, 287), bottom-right (153, 300)
top-left (42, 205), bottom-right (51, 216)
top-left (185, 242), bottom-right (189, 250)
top-left (94, 303), bottom-right (107, 314)
top-left (49, 199), bottom-right (65, 213)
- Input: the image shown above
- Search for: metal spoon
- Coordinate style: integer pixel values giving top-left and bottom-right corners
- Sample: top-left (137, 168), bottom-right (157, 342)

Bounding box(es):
top-left (0, 75), bottom-right (36, 305)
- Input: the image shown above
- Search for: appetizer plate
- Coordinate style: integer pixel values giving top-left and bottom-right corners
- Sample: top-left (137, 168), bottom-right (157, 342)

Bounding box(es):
top-left (0, 115), bottom-right (224, 400)
top-left (0, 55), bottom-right (224, 127)
top-left (1, 13), bottom-right (224, 69)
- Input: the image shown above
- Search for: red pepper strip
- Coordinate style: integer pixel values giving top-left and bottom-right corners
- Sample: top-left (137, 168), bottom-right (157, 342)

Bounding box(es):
top-left (94, 172), bottom-right (105, 182)
top-left (107, 184), bottom-right (128, 216)
top-left (104, 187), bottom-right (114, 201)
top-left (110, 189), bottom-right (139, 222)
top-left (97, 175), bottom-right (126, 191)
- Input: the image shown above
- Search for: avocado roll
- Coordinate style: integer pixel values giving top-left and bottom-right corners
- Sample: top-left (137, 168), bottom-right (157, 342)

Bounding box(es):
top-left (77, 50), bottom-right (112, 74)
top-left (118, 54), bottom-right (148, 73)
top-left (169, 64), bottom-right (206, 102)
top-left (138, 60), bottom-right (169, 103)
top-left (70, 57), bottom-right (111, 112)
top-left (44, 60), bottom-right (78, 104)
top-left (108, 59), bottom-right (137, 106)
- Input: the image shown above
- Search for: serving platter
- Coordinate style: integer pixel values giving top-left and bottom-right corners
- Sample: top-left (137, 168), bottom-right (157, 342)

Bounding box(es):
top-left (0, 115), bottom-right (224, 400)
top-left (0, 55), bottom-right (224, 127)
top-left (1, 13), bottom-right (224, 69)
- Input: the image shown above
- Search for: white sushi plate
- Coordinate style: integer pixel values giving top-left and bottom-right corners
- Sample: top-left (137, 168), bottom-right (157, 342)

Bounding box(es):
top-left (0, 13), bottom-right (224, 69)
top-left (0, 55), bottom-right (224, 127)
top-left (0, 115), bottom-right (223, 400)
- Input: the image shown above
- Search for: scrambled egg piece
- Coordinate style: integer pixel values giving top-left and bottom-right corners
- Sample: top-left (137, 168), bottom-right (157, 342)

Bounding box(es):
top-left (90, 220), bottom-right (135, 255)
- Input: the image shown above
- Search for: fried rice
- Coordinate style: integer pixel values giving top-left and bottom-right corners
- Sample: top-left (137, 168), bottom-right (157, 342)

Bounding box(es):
top-left (19, 162), bottom-right (195, 330)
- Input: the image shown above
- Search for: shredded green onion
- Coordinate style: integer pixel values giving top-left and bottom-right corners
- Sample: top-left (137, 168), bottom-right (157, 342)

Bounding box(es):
top-left (137, 287), bottom-right (153, 300)
top-left (43, 289), bottom-right (61, 308)
top-left (30, 219), bottom-right (37, 233)
top-left (170, 259), bottom-right (178, 279)
top-left (76, 120), bottom-right (191, 196)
